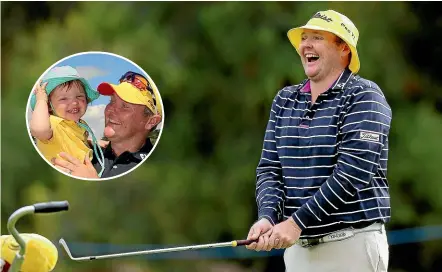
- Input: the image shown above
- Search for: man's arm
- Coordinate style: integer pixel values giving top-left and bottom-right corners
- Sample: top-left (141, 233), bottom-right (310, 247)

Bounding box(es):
top-left (30, 82), bottom-right (53, 141)
top-left (256, 92), bottom-right (285, 226)
top-left (292, 88), bottom-right (392, 230)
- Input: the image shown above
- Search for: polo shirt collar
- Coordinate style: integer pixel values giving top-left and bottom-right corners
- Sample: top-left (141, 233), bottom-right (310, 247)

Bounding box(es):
top-left (330, 68), bottom-right (353, 90)
top-left (299, 68), bottom-right (353, 93)
top-left (104, 140), bottom-right (153, 161)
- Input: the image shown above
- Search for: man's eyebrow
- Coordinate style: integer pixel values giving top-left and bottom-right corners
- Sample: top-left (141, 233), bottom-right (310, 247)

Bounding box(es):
top-left (301, 31), bottom-right (322, 35)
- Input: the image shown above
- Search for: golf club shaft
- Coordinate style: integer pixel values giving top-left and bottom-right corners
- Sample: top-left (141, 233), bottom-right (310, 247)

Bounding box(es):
top-left (60, 238), bottom-right (257, 261)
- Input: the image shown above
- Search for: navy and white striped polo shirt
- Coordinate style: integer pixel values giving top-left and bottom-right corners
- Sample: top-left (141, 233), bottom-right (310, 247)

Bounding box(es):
top-left (256, 68), bottom-right (392, 238)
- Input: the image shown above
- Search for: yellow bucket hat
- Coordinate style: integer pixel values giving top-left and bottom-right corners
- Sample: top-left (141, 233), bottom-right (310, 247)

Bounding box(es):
top-left (287, 10), bottom-right (360, 73)
top-left (1, 234), bottom-right (58, 272)
top-left (98, 82), bottom-right (162, 116)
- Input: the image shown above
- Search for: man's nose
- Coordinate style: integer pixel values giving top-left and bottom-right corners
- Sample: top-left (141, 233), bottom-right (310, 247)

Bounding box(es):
top-left (105, 104), bottom-right (115, 113)
top-left (300, 39), bottom-right (313, 49)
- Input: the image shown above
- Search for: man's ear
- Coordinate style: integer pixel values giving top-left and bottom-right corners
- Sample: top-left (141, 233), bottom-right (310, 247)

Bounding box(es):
top-left (341, 44), bottom-right (351, 57)
top-left (144, 114), bottom-right (162, 131)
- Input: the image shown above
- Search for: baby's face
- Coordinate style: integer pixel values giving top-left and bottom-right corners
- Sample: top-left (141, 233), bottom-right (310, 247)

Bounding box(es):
top-left (50, 84), bottom-right (87, 122)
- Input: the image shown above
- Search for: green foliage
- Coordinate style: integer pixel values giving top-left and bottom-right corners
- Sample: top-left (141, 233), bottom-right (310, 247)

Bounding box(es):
top-left (2, 2), bottom-right (441, 271)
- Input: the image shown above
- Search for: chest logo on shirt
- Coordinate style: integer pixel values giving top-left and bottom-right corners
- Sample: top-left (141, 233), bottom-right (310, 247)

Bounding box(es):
top-left (140, 154), bottom-right (147, 160)
top-left (360, 131), bottom-right (380, 142)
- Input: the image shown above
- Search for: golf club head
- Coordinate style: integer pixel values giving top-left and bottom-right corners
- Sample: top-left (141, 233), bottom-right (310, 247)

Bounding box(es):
top-left (59, 238), bottom-right (94, 261)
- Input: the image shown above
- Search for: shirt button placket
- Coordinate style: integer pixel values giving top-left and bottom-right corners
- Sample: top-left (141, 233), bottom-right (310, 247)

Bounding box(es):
top-left (300, 96), bottom-right (312, 128)
top-left (298, 95), bottom-right (312, 159)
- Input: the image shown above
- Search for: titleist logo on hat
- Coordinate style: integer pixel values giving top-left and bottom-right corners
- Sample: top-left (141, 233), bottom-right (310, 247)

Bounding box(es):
top-left (360, 131), bottom-right (380, 142)
top-left (312, 12), bottom-right (333, 23)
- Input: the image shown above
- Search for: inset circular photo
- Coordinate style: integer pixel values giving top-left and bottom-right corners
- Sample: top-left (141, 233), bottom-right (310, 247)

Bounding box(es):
top-left (26, 51), bottom-right (164, 181)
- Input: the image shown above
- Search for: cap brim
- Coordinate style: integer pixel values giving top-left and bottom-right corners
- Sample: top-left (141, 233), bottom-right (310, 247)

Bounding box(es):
top-left (97, 82), bottom-right (149, 107)
top-left (97, 82), bottom-right (116, 96)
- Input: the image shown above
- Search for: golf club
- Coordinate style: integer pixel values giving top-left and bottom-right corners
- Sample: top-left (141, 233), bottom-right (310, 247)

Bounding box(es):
top-left (59, 237), bottom-right (258, 261)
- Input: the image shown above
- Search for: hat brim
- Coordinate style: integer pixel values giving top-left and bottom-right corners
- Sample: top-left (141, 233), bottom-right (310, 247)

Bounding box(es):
top-left (287, 25), bottom-right (360, 74)
top-left (97, 82), bottom-right (116, 96)
top-left (97, 82), bottom-right (149, 108)
top-left (45, 77), bottom-right (99, 102)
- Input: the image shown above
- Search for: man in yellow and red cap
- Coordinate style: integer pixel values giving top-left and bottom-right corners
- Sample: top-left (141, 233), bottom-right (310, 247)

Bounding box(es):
top-left (52, 71), bottom-right (163, 179)
top-left (246, 10), bottom-right (391, 271)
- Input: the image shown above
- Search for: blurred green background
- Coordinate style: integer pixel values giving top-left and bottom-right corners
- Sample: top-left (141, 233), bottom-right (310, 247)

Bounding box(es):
top-left (1, 2), bottom-right (442, 272)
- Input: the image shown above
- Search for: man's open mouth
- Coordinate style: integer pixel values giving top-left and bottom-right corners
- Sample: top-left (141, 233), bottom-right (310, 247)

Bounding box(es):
top-left (108, 119), bottom-right (121, 125)
top-left (305, 53), bottom-right (320, 63)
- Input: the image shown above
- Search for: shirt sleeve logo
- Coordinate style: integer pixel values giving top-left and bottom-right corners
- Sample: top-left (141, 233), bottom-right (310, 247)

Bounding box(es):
top-left (360, 131), bottom-right (380, 142)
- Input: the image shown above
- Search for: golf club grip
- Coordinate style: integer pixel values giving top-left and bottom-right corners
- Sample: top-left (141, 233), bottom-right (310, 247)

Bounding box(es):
top-left (33, 201), bottom-right (69, 213)
top-left (236, 239), bottom-right (258, 246)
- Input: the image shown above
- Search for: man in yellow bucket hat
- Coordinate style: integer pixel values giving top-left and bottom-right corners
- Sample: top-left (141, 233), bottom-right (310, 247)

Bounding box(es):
top-left (246, 10), bottom-right (391, 271)
top-left (52, 71), bottom-right (163, 179)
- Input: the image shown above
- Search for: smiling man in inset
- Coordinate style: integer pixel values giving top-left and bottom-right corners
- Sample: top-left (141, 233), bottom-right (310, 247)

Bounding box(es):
top-left (53, 71), bottom-right (162, 178)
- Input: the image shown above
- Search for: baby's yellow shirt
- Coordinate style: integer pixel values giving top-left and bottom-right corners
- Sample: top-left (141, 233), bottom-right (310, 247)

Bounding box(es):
top-left (36, 115), bottom-right (93, 163)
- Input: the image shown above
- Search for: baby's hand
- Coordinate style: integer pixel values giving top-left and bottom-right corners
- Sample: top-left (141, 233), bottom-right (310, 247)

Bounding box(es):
top-left (35, 81), bottom-right (48, 102)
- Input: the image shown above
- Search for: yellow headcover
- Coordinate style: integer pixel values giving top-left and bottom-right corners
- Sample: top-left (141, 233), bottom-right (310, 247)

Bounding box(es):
top-left (1, 234), bottom-right (58, 272)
